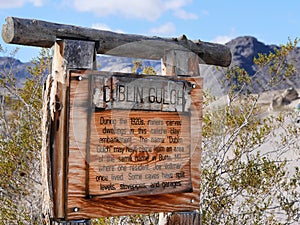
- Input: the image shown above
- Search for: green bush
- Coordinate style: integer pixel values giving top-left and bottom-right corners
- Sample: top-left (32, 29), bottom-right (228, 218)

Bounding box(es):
top-left (0, 48), bottom-right (51, 225)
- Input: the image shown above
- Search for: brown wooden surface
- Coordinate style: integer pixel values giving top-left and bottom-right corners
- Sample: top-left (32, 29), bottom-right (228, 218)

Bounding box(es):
top-left (50, 42), bottom-right (68, 219)
top-left (66, 70), bottom-right (202, 220)
top-left (89, 110), bottom-right (192, 198)
top-left (2, 16), bottom-right (231, 67)
top-left (166, 212), bottom-right (201, 225)
top-left (41, 74), bottom-right (54, 224)
top-left (42, 39), bottom-right (97, 223)
top-left (88, 73), bottom-right (194, 197)
top-left (41, 38), bottom-right (205, 223)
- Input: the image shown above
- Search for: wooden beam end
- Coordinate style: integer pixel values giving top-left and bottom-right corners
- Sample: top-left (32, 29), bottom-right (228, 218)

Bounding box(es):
top-left (2, 16), bottom-right (15, 44)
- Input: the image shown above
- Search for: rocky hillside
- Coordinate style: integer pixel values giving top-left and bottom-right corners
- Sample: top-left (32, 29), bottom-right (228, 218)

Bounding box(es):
top-left (0, 57), bottom-right (32, 87)
top-left (201, 36), bottom-right (300, 96)
top-left (1, 36), bottom-right (299, 94)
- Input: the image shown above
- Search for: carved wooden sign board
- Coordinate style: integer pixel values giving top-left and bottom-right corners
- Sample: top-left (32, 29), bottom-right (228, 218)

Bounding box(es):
top-left (65, 70), bottom-right (202, 220)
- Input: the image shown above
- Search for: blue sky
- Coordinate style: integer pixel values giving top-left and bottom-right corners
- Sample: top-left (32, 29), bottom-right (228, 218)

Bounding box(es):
top-left (0, 0), bottom-right (299, 62)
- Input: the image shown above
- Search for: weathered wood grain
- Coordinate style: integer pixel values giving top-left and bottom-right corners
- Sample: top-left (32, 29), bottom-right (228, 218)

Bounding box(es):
top-left (89, 110), bottom-right (192, 197)
top-left (166, 212), bottom-right (201, 225)
top-left (66, 71), bottom-right (202, 220)
top-left (2, 16), bottom-right (231, 67)
top-left (41, 74), bottom-right (54, 224)
top-left (50, 42), bottom-right (68, 219)
top-left (41, 40), bottom-right (97, 223)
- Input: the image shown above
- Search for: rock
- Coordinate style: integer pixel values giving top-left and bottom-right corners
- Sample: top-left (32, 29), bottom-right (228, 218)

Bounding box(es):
top-left (282, 87), bottom-right (298, 102)
top-left (270, 87), bottom-right (299, 110)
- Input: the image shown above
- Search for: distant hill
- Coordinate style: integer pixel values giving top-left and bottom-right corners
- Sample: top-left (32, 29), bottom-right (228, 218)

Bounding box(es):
top-left (0, 57), bottom-right (32, 87)
top-left (1, 36), bottom-right (299, 94)
top-left (201, 36), bottom-right (300, 95)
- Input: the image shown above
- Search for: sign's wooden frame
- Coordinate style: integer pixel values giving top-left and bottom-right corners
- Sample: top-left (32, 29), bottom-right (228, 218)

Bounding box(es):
top-left (63, 70), bottom-right (202, 220)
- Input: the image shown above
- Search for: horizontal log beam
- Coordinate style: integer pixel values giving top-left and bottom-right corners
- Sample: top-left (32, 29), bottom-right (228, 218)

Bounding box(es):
top-left (2, 16), bottom-right (231, 67)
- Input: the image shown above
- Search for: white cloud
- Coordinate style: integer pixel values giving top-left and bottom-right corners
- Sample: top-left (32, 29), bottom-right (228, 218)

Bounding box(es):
top-left (69, 0), bottom-right (197, 21)
top-left (212, 28), bottom-right (236, 44)
top-left (174, 9), bottom-right (198, 19)
top-left (92, 23), bottom-right (124, 33)
top-left (163, 0), bottom-right (187, 10)
top-left (0, 0), bottom-right (44, 8)
top-left (29, 0), bottom-right (44, 7)
top-left (212, 35), bottom-right (235, 44)
top-left (0, 1), bottom-right (24, 8)
top-left (163, 0), bottom-right (197, 19)
top-left (150, 22), bottom-right (176, 35)
top-left (72, 0), bottom-right (163, 21)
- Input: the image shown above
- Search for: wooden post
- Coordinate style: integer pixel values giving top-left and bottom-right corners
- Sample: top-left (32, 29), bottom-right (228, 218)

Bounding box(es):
top-left (161, 49), bottom-right (201, 225)
top-left (42, 39), bottom-right (96, 223)
top-left (166, 211), bottom-right (201, 225)
top-left (41, 68), bottom-right (54, 224)
top-left (162, 49), bottom-right (201, 76)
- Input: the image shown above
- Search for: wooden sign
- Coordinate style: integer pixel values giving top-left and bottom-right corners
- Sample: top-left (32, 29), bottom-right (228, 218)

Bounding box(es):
top-left (66, 70), bottom-right (202, 220)
top-left (88, 74), bottom-right (193, 198)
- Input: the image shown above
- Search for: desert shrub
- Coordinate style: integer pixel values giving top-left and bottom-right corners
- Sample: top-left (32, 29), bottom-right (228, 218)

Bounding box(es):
top-left (201, 38), bottom-right (300, 224)
top-left (0, 47), bottom-right (51, 225)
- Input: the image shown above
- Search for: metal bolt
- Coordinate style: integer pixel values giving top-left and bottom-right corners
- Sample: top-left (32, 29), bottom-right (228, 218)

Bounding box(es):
top-left (78, 76), bottom-right (83, 81)
top-left (73, 207), bottom-right (79, 212)
top-left (192, 83), bottom-right (196, 89)
top-left (190, 199), bottom-right (195, 203)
